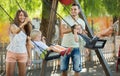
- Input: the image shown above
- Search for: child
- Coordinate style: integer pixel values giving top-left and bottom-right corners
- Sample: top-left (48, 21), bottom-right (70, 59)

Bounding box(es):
top-left (71, 22), bottom-right (119, 49)
top-left (30, 29), bottom-right (72, 59)
top-left (71, 24), bottom-right (100, 49)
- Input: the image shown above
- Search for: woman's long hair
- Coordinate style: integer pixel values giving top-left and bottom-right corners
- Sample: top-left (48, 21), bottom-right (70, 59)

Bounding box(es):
top-left (14, 10), bottom-right (32, 36)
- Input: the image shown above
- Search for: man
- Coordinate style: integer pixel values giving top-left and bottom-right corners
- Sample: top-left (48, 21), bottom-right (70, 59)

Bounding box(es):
top-left (60, 3), bottom-right (85, 76)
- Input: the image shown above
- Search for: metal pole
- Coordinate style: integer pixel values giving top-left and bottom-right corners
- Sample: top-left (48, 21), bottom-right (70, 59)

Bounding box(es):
top-left (74, 0), bottom-right (112, 76)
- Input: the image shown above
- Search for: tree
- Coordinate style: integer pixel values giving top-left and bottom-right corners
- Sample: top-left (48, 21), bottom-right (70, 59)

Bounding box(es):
top-left (78, 0), bottom-right (107, 17)
top-left (40, 0), bottom-right (58, 45)
top-left (0, 0), bottom-right (42, 21)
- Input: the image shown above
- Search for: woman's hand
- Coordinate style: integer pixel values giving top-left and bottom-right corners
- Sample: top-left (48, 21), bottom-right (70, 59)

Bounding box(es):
top-left (19, 17), bottom-right (31, 28)
top-left (26, 58), bottom-right (31, 66)
top-left (23, 17), bottom-right (31, 25)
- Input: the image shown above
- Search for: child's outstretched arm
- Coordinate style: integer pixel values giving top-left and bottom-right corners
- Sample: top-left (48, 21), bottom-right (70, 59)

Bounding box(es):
top-left (74, 29), bottom-right (79, 42)
top-left (96, 20), bottom-right (119, 38)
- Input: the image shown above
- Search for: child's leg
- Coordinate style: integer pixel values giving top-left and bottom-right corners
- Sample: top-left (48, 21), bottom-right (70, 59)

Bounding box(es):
top-left (50, 45), bottom-right (66, 53)
top-left (50, 45), bottom-right (72, 56)
top-left (53, 45), bottom-right (66, 50)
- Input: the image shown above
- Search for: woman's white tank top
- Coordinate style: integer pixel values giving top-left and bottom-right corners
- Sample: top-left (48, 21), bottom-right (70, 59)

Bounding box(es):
top-left (6, 31), bottom-right (27, 53)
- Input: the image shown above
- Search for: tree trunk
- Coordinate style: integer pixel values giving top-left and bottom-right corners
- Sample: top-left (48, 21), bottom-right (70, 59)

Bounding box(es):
top-left (40, 1), bottom-right (58, 76)
top-left (40, 0), bottom-right (58, 45)
top-left (46, 0), bottom-right (58, 45)
top-left (40, 0), bottom-right (52, 38)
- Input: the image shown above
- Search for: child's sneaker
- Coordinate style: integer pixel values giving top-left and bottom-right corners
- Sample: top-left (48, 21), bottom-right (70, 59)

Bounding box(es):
top-left (40, 53), bottom-right (45, 59)
top-left (60, 51), bottom-right (66, 56)
top-left (65, 47), bottom-right (72, 55)
top-left (40, 50), bottom-right (48, 59)
top-left (60, 48), bottom-right (72, 56)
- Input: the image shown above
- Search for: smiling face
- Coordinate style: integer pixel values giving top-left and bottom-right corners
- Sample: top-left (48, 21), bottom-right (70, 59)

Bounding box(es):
top-left (18, 11), bottom-right (26, 23)
top-left (14, 10), bottom-right (28, 26)
top-left (70, 5), bottom-right (80, 17)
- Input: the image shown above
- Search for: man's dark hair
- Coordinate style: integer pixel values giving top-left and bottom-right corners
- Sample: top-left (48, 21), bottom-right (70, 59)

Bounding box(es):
top-left (72, 3), bottom-right (80, 9)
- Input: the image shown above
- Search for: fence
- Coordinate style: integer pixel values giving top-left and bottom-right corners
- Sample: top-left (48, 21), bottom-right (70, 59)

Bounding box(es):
top-left (0, 43), bottom-right (7, 76)
top-left (0, 36), bottom-right (120, 76)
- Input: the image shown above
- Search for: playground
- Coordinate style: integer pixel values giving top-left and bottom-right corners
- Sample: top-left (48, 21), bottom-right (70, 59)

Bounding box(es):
top-left (0, 0), bottom-right (120, 76)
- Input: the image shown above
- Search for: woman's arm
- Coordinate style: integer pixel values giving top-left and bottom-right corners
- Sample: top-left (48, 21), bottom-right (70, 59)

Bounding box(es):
top-left (26, 36), bottom-right (33, 65)
top-left (10, 24), bottom-right (22, 34)
top-left (10, 17), bottom-right (30, 34)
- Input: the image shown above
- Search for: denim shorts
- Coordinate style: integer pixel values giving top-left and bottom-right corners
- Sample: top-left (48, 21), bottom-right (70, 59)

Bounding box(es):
top-left (60, 48), bottom-right (82, 72)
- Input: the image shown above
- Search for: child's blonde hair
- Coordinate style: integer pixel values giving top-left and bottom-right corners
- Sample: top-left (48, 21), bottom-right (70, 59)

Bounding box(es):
top-left (30, 29), bottom-right (42, 40)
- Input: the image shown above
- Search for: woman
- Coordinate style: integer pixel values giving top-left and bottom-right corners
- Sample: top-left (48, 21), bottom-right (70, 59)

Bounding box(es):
top-left (6, 9), bottom-right (32, 76)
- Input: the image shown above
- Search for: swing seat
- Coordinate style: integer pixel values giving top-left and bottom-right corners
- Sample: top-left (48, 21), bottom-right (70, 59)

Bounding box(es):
top-left (37, 50), bottom-right (60, 60)
top-left (84, 39), bottom-right (107, 50)
top-left (44, 51), bottom-right (60, 61)
top-left (79, 34), bottom-right (107, 50)
top-left (79, 34), bottom-right (106, 50)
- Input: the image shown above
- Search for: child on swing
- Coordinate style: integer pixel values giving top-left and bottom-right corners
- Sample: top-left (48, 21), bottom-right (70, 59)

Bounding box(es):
top-left (71, 24), bottom-right (99, 48)
top-left (71, 20), bottom-right (119, 49)
top-left (30, 29), bottom-right (72, 59)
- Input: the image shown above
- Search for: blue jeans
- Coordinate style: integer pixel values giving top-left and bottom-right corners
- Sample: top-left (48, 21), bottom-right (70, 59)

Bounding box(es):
top-left (60, 48), bottom-right (82, 72)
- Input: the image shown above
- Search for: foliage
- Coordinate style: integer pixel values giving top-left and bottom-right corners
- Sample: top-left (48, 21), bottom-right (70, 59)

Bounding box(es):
top-left (0, 0), bottom-right (42, 22)
top-left (103, 0), bottom-right (120, 17)
top-left (79, 0), bottom-right (108, 17)
top-left (57, 2), bottom-right (72, 17)
top-left (57, 0), bottom-right (110, 17)
top-left (0, 0), bottom-right (120, 43)
top-left (0, 0), bottom-right (119, 21)
top-left (0, 22), bottom-right (9, 43)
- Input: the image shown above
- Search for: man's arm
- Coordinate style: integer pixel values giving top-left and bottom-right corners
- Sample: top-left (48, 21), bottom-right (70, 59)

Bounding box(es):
top-left (60, 24), bottom-right (71, 34)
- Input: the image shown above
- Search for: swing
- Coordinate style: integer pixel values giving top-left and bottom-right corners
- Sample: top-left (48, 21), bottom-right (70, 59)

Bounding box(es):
top-left (79, 34), bottom-right (107, 50)
top-left (32, 41), bottom-right (60, 60)
top-left (32, 41), bottom-right (48, 59)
